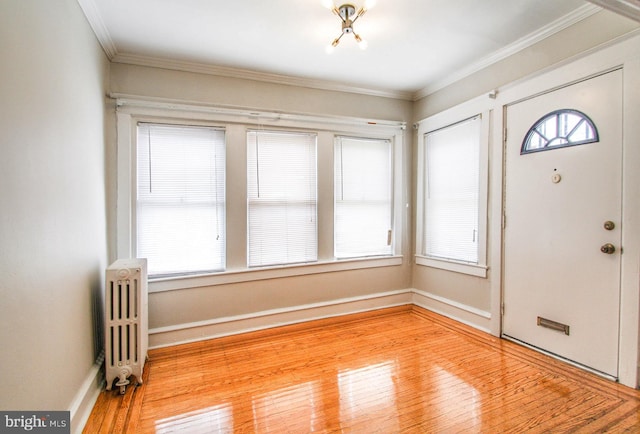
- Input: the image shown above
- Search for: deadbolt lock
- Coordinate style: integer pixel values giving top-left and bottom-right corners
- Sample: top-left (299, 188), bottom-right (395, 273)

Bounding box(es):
top-left (600, 243), bottom-right (616, 254)
top-left (604, 221), bottom-right (615, 231)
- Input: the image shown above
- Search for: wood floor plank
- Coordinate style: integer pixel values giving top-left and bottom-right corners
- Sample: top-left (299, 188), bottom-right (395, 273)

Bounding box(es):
top-left (83, 307), bottom-right (640, 433)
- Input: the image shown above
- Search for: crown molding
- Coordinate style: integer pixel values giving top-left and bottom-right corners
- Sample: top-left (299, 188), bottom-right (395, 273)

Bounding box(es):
top-left (76, 0), bottom-right (117, 58)
top-left (587, 0), bottom-right (640, 22)
top-left (76, 0), bottom-right (412, 101)
top-left (413, 3), bottom-right (602, 100)
top-left (111, 53), bottom-right (414, 101)
top-left (78, 0), bottom-right (601, 103)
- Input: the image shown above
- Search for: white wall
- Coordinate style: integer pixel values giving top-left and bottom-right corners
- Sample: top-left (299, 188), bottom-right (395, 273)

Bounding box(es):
top-left (0, 0), bottom-right (109, 429)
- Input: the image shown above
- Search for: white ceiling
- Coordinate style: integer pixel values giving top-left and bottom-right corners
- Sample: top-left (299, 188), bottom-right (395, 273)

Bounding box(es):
top-left (80, 0), bottom-right (607, 99)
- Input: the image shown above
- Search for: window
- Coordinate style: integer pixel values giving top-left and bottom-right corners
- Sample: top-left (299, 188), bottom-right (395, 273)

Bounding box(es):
top-left (423, 116), bottom-right (480, 263)
top-left (117, 100), bottom-right (405, 289)
top-left (334, 136), bottom-right (393, 258)
top-left (416, 110), bottom-right (488, 277)
top-left (521, 109), bottom-right (598, 154)
top-left (247, 130), bottom-right (317, 267)
top-left (136, 123), bottom-right (226, 277)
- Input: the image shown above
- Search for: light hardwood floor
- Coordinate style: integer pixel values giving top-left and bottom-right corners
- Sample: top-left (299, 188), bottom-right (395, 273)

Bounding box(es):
top-left (84, 306), bottom-right (640, 433)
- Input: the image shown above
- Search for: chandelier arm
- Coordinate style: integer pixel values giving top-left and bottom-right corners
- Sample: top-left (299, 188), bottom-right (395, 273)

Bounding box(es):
top-left (352, 7), bottom-right (367, 23)
top-left (332, 6), bottom-right (346, 22)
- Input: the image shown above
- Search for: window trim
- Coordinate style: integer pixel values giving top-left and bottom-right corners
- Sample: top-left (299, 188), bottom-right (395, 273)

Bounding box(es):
top-left (116, 112), bottom-right (229, 264)
top-left (415, 103), bottom-right (490, 278)
top-left (149, 255), bottom-right (404, 292)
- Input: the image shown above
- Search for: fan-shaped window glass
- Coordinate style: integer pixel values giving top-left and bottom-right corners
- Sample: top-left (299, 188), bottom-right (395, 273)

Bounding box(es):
top-left (521, 109), bottom-right (598, 154)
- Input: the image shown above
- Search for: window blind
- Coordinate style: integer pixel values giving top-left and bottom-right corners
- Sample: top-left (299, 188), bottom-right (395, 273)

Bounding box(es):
top-left (247, 130), bottom-right (317, 267)
top-left (423, 116), bottom-right (480, 263)
top-left (137, 123), bottom-right (226, 276)
top-left (335, 136), bottom-right (393, 258)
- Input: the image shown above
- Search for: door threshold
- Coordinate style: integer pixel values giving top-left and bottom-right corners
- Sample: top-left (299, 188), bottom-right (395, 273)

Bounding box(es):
top-left (502, 334), bottom-right (618, 382)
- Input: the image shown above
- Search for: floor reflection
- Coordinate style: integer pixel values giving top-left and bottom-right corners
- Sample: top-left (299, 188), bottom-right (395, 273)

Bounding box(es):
top-left (155, 403), bottom-right (233, 433)
top-left (152, 361), bottom-right (404, 433)
top-left (338, 362), bottom-right (399, 431)
top-left (432, 366), bottom-right (481, 429)
top-left (252, 381), bottom-right (322, 432)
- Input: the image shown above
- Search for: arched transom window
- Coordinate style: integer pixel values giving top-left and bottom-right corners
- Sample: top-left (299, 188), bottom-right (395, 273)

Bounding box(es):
top-left (521, 109), bottom-right (599, 154)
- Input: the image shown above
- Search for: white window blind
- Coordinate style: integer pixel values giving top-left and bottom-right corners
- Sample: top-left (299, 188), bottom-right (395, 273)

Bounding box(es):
top-left (247, 130), bottom-right (317, 267)
top-left (334, 136), bottom-right (393, 258)
top-left (423, 116), bottom-right (480, 263)
top-left (137, 123), bottom-right (226, 277)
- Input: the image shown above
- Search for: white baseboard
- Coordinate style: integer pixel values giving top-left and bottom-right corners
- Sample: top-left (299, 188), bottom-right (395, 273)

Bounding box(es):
top-left (149, 289), bottom-right (414, 348)
top-left (69, 358), bottom-right (104, 434)
top-left (411, 289), bottom-right (492, 334)
top-left (148, 288), bottom-right (495, 349)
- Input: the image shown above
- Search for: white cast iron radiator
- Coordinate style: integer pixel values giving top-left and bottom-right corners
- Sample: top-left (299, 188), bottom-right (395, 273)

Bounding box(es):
top-left (105, 258), bottom-right (148, 394)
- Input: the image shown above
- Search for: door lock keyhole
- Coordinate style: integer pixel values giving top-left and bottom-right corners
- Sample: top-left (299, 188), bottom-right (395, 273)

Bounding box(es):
top-left (604, 221), bottom-right (615, 231)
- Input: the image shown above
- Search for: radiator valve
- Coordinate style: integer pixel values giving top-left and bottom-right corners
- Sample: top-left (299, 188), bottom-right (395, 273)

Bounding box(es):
top-left (115, 366), bottom-right (133, 395)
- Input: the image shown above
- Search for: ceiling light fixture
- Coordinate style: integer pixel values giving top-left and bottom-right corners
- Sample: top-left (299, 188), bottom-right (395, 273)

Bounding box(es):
top-left (324, 0), bottom-right (376, 53)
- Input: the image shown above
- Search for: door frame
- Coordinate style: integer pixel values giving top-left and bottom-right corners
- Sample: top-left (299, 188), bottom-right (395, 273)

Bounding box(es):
top-left (487, 32), bottom-right (640, 387)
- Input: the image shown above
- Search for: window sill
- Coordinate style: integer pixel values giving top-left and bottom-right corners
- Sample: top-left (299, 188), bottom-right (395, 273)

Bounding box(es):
top-left (149, 255), bottom-right (404, 293)
top-left (415, 255), bottom-right (487, 278)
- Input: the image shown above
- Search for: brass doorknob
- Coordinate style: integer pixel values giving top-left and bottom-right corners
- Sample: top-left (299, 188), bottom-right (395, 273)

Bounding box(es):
top-left (600, 243), bottom-right (616, 254)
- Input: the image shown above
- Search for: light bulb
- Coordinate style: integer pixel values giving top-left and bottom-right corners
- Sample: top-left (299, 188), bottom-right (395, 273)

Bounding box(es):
top-left (364, 0), bottom-right (377, 10)
top-left (321, 0), bottom-right (335, 9)
top-left (354, 34), bottom-right (368, 50)
top-left (326, 37), bottom-right (340, 54)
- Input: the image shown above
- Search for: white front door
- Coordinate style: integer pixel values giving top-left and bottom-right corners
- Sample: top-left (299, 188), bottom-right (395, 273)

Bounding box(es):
top-left (502, 70), bottom-right (623, 378)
